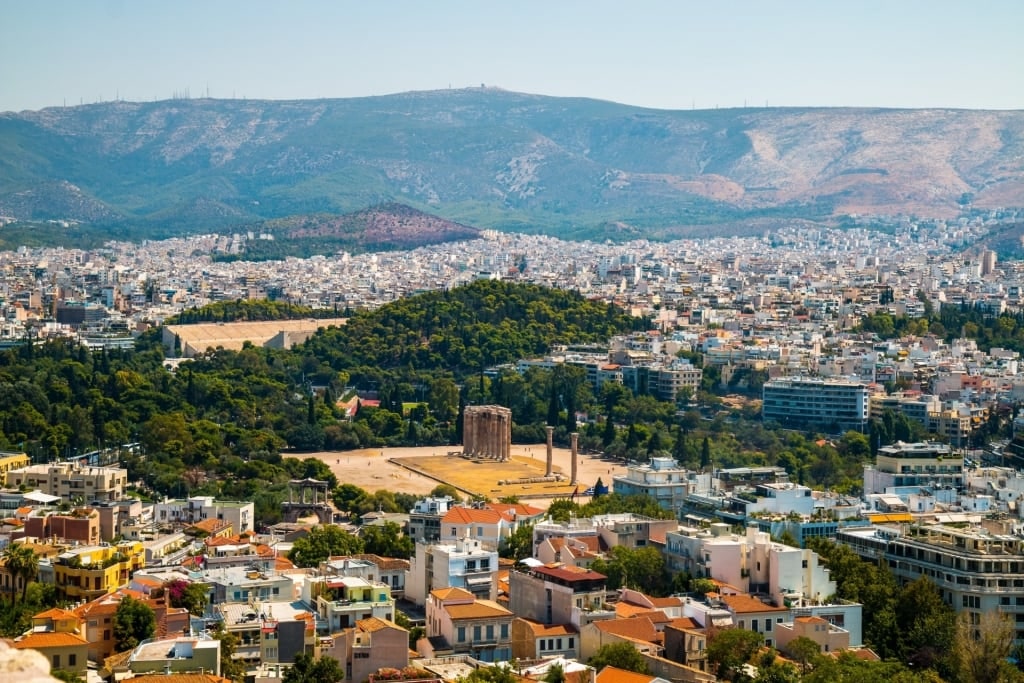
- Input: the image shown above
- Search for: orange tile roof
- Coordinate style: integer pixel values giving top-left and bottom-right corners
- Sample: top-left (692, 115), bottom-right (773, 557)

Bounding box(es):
top-left (127, 675), bottom-right (232, 683)
top-left (592, 616), bottom-right (660, 644)
top-left (442, 507), bottom-right (504, 525)
top-left (630, 610), bottom-right (670, 624)
top-left (14, 631), bottom-right (89, 649)
top-left (191, 518), bottom-right (230, 533)
top-left (595, 666), bottom-right (657, 683)
top-left (486, 502), bottom-right (545, 522)
top-left (519, 619), bottom-right (577, 637)
top-left (444, 599), bottom-right (513, 621)
top-left (667, 617), bottom-right (701, 631)
top-left (133, 575), bottom-right (164, 587)
top-left (794, 615), bottom-right (827, 624)
top-left (33, 607), bottom-right (81, 621)
top-left (647, 596), bottom-right (684, 608)
top-left (614, 602), bottom-right (652, 618)
top-left (357, 616), bottom-right (399, 633)
top-left (720, 593), bottom-right (789, 614)
top-left (430, 587), bottom-right (476, 602)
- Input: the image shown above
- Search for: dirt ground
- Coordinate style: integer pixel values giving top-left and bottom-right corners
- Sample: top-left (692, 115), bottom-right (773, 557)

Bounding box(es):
top-left (302, 444), bottom-right (627, 509)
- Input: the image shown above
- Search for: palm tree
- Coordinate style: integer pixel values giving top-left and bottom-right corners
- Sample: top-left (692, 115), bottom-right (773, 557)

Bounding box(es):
top-left (3, 543), bottom-right (39, 606)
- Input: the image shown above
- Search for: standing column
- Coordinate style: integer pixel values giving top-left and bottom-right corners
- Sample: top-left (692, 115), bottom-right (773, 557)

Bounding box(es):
top-left (545, 426), bottom-right (554, 477)
top-left (504, 411), bottom-right (511, 461)
top-left (570, 432), bottom-right (579, 486)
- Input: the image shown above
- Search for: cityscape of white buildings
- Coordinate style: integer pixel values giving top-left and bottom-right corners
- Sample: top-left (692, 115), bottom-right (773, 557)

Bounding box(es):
top-left (3, 210), bottom-right (1024, 679)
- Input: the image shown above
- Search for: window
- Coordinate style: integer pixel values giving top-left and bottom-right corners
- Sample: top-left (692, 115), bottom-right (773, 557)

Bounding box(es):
top-left (501, 624), bottom-right (508, 639)
top-left (52, 655), bottom-right (60, 669)
top-left (486, 625), bottom-right (494, 640)
top-left (765, 619), bottom-right (773, 632)
top-left (457, 627), bottom-right (466, 642)
top-left (451, 527), bottom-right (457, 536)
top-left (540, 640), bottom-right (546, 652)
top-left (69, 654), bottom-right (77, 667)
top-left (477, 526), bottom-right (483, 537)
top-left (474, 626), bottom-right (482, 641)
top-left (568, 637), bottom-right (575, 650)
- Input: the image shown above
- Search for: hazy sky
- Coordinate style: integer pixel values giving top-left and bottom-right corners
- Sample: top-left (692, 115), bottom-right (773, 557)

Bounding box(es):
top-left (3, 0), bottom-right (1022, 113)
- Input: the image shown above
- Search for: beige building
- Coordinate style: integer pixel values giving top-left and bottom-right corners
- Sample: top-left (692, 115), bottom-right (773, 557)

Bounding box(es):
top-left (316, 617), bottom-right (409, 683)
top-left (13, 607), bottom-right (89, 678)
top-left (424, 586), bottom-right (513, 663)
top-left (7, 461), bottom-right (127, 503)
top-left (774, 615), bottom-right (850, 656)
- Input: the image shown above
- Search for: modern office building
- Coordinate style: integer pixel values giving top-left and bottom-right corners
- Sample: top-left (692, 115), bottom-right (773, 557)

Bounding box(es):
top-left (762, 377), bottom-right (869, 432)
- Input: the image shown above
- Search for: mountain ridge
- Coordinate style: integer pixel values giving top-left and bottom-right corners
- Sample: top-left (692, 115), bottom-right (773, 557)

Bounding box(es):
top-left (1, 89), bottom-right (1022, 239)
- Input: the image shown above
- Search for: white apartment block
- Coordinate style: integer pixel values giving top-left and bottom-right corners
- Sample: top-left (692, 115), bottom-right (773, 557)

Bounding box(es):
top-left (153, 495), bottom-right (255, 534)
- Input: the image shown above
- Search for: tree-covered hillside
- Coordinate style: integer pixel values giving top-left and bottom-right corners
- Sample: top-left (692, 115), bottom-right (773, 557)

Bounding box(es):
top-left (300, 279), bottom-right (646, 380)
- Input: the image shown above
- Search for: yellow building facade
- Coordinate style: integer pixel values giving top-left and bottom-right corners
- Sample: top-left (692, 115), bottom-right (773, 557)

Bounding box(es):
top-left (0, 451), bottom-right (29, 485)
top-left (53, 541), bottom-right (145, 601)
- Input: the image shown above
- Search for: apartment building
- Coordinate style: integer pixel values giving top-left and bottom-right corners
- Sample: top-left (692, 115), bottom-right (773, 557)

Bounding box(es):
top-left (424, 586), bottom-right (513, 662)
top-left (406, 536), bottom-right (498, 606)
top-left (613, 457), bottom-right (709, 512)
top-left (12, 608), bottom-right (89, 678)
top-left (311, 576), bottom-right (395, 632)
top-left (53, 541), bottom-right (146, 601)
top-left (508, 564), bottom-right (610, 630)
top-left (409, 496), bottom-right (458, 543)
top-left (762, 377), bottom-right (869, 432)
top-left (7, 461), bottom-right (128, 503)
top-left (863, 441), bottom-right (964, 495)
top-left (838, 523), bottom-right (1024, 642)
top-left (316, 617), bottom-right (409, 683)
top-left (153, 495), bottom-right (255, 534)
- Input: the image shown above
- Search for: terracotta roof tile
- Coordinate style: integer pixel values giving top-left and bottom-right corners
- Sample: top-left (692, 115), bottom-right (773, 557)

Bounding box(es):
top-left (357, 617), bottom-right (399, 633)
top-left (595, 666), bottom-right (658, 683)
top-left (442, 507), bottom-right (504, 525)
top-left (14, 631), bottom-right (89, 649)
top-left (430, 586), bottom-right (476, 602)
top-left (720, 593), bottom-right (789, 614)
top-left (593, 616), bottom-right (660, 644)
top-left (519, 619), bottom-right (577, 637)
top-left (444, 600), bottom-right (513, 621)
top-left (128, 675), bottom-right (232, 683)
top-left (33, 607), bottom-right (81, 621)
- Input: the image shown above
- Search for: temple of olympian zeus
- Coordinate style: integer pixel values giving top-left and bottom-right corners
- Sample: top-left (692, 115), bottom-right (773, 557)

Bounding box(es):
top-left (461, 405), bottom-right (579, 487)
top-left (461, 405), bottom-right (513, 460)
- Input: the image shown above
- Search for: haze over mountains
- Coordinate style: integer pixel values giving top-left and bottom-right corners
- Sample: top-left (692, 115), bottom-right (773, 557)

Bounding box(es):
top-left (1, 88), bottom-right (1022, 241)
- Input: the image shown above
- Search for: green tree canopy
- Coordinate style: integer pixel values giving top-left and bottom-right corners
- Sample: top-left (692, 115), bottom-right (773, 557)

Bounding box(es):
top-left (282, 653), bottom-right (344, 683)
top-left (361, 521), bottom-right (414, 559)
top-left (288, 525), bottom-right (365, 567)
top-left (587, 642), bottom-right (650, 674)
top-left (707, 627), bottom-right (764, 681)
top-left (113, 596), bottom-right (156, 652)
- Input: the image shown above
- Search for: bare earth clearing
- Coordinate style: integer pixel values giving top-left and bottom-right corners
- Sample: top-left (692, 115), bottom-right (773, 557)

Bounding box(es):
top-left (302, 444), bottom-right (627, 509)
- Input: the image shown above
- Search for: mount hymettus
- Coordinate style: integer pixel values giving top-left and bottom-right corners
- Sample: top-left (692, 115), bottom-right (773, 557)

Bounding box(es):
top-left (1, 88), bottom-right (1022, 241)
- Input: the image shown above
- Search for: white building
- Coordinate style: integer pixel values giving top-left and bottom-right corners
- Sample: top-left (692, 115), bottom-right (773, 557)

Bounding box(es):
top-left (153, 495), bottom-right (255, 534)
top-left (406, 536), bottom-right (498, 606)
